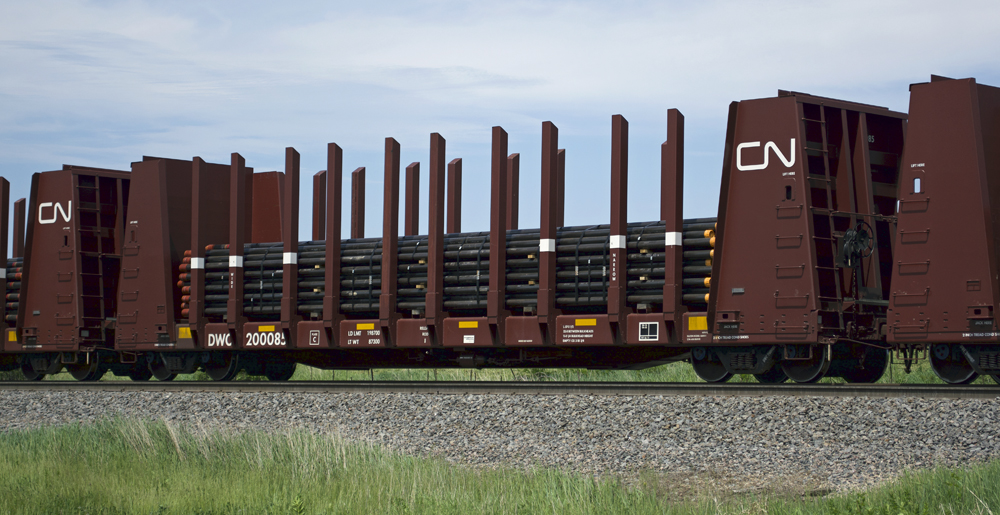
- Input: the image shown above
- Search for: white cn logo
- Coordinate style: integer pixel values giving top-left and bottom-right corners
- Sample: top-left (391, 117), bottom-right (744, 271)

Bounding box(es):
top-left (38, 201), bottom-right (72, 224)
top-left (736, 139), bottom-right (796, 171)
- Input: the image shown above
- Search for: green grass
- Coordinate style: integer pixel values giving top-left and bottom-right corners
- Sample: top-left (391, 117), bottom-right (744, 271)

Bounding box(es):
top-left (0, 418), bottom-right (997, 514)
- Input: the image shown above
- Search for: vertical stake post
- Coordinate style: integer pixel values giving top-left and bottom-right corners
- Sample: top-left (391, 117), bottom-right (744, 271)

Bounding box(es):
top-left (507, 153), bottom-right (520, 230)
top-left (351, 167), bottom-right (365, 239)
top-left (662, 109), bottom-right (685, 338)
top-left (227, 153), bottom-right (248, 339)
top-left (608, 115), bottom-right (630, 337)
top-left (324, 144), bottom-right (344, 338)
top-left (538, 122), bottom-right (559, 343)
top-left (556, 149), bottom-right (566, 228)
top-left (188, 158), bottom-right (209, 342)
top-left (0, 179), bottom-right (8, 336)
top-left (426, 134), bottom-right (446, 343)
top-left (447, 158), bottom-right (462, 233)
top-left (312, 171), bottom-right (327, 241)
top-left (487, 127), bottom-right (509, 345)
top-left (12, 198), bottom-right (24, 258)
top-left (405, 162), bottom-right (420, 236)
top-left (281, 148), bottom-right (301, 343)
top-left (379, 139), bottom-right (401, 346)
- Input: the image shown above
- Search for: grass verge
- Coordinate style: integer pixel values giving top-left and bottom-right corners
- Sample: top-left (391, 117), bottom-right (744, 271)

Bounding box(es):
top-left (0, 418), bottom-right (997, 514)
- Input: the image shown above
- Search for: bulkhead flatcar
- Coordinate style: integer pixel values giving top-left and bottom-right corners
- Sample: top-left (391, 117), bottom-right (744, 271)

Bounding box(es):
top-left (1, 75), bottom-right (998, 385)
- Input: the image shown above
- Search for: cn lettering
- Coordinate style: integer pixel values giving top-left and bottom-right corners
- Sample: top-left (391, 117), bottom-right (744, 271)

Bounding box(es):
top-left (736, 139), bottom-right (795, 171)
top-left (38, 201), bottom-right (72, 224)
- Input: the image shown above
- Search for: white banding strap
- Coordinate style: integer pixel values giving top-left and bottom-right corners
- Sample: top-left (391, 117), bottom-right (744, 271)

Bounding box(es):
top-left (539, 239), bottom-right (556, 252)
top-left (229, 255), bottom-right (244, 268)
top-left (190, 257), bottom-right (205, 270)
top-left (665, 232), bottom-right (683, 247)
top-left (610, 235), bottom-right (626, 249)
top-left (283, 252), bottom-right (298, 265)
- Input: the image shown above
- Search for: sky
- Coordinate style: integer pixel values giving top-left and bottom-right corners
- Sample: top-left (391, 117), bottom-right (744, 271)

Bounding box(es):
top-left (2, 0), bottom-right (999, 243)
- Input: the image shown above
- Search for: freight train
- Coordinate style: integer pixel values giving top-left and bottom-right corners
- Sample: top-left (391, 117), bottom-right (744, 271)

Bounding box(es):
top-left (1, 75), bottom-right (998, 385)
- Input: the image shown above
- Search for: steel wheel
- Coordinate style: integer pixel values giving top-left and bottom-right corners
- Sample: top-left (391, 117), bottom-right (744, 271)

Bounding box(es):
top-left (781, 345), bottom-right (830, 383)
top-left (838, 347), bottom-right (889, 384)
top-left (20, 360), bottom-right (45, 381)
top-left (753, 364), bottom-right (789, 384)
top-left (264, 361), bottom-right (296, 382)
top-left (127, 365), bottom-right (152, 382)
top-left (149, 358), bottom-right (177, 381)
top-left (204, 353), bottom-right (240, 381)
top-left (66, 359), bottom-right (104, 381)
top-left (930, 344), bottom-right (978, 384)
top-left (691, 347), bottom-right (732, 383)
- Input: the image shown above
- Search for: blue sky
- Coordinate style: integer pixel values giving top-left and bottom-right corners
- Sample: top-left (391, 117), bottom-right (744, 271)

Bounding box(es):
top-left (2, 0), bottom-right (999, 241)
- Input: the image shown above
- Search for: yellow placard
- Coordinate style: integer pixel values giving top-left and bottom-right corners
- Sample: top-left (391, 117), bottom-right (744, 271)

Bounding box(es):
top-left (688, 316), bottom-right (708, 331)
top-left (357, 323), bottom-right (375, 330)
top-left (458, 321), bottom-right (478, 329)
top-left (575, 318), bottom-right (597, 326)
top-left (259, 325), bottom-right (275, 332)
top-left (177, 327), bottom-right (192, 339)
top-left (7, 330), bottom-right (16, 342)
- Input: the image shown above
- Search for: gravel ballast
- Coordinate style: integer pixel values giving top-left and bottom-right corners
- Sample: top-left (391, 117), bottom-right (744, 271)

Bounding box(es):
top-left (2, 390), bottom-right (998, 492)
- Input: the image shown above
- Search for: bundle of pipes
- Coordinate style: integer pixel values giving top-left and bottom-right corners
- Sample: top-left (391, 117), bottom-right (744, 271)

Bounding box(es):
top-left (178, 218), bottom-right (716, 319)
top-left (4, 257), bottom-right (23, 323)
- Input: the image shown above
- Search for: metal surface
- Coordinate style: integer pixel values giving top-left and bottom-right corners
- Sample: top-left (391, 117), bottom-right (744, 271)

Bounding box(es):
top-left (404, 162), bottom-right (419, 237)
top-left (446, 158), bottom-right (462, 234)
top-left (14, 79), bottom-right (1000, 384)
top-left (312, 170), bottom-right (326, 241)
top-left (12, 197), bottom-right (23, 259)
top-left (1, 380), bottom-right (997, 400)
top-left (507, 153), bottom-right (519, 230)
top-left (351, 167), bottom-right (365, 239)
top-left (890, 77), bottom-right (1000, 345)
top-left (710, 93), bottom-right (906, 346)
top-left (18, 165), bottom-right (130, 352)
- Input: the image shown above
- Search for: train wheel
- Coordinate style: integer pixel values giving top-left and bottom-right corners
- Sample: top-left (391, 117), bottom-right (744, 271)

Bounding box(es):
top-left (781, 345), bottom-right (830, 383)
top-left (149, 359), bottom-right (177, 381)
top-left (264, 361), bottom-right (296, 382)
top-left (204, 353), bottom-right (240, 381)
top-left (753, 364), bottom-right (788, 384)
top-left (930, 344), bottom-right (978, 384)
top-left (691, 347), bottom-right (732, 383)
top-left (20, 361), bottom-right (45, 381)
top-left (838, 347), bottom-right (889, 384)
top-left (992, 375), bottom-right (1000, 385)
top-left (127, 365), bottom-right (152, 382)
top-left (66, 359), bottom-right (103, 381)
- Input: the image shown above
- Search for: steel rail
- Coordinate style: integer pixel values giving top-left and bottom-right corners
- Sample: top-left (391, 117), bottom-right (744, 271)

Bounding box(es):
top-left (1, 381), bottom-right (998, 399)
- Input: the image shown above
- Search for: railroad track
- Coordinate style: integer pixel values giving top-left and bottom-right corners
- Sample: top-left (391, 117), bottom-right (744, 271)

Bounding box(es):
top-left (1, 381), bottom-right (999, 399)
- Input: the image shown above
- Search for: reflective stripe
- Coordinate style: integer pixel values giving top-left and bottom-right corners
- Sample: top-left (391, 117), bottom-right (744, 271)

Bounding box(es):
top-left (229, 255), bottom-right (244, 268)
top-left (283, 252), bottom-right (298, 265)
top-left (610, 235), bottom-right (626, 249)
top-left (665, 232), bottom-right (683, 247)
top-left (190, 257), bottom-right (205, 269)
top-left (539, 239), bottom-right (556, 252)
top-left (0, 269), bottom-right (5, 279)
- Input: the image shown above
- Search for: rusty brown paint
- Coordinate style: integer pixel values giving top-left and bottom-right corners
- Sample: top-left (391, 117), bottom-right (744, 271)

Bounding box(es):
top-left (351, 167), bottom-right (365, 239)
top-left (312, 170), bottom-right (326, 241)
top-left (446, 158), bottom-right (462, 233)
top-left (507, 153), bottom-right (519, 230)
top-left (662, 109), bottom-right (685, 326)
top-left (405, 162), bottom-right (420, 236)
top-left (379, 139), bottom-right (401, 346)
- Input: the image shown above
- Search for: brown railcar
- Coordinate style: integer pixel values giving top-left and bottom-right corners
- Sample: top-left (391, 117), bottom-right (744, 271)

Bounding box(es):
top-left (4, 76), bottom-right (999, 385)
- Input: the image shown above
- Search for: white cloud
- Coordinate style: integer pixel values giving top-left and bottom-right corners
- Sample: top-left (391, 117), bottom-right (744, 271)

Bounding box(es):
top-left (1, 0), bottom-right (998, 235)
